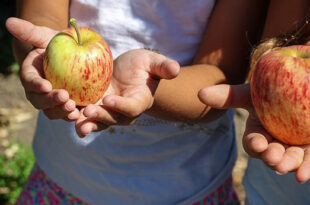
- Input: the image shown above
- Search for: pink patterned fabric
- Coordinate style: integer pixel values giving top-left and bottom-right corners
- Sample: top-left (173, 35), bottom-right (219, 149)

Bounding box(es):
top-left (16, 163), bottom-right (239, 205)
top-left (15, 163), bottom-right (91, 205)
top-left (192, 177), bottom-right (240, 205)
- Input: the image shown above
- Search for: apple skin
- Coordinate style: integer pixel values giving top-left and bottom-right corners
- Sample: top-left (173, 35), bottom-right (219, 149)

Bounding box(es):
top-left (43, 26), bottom-right (113, 106)
top-left (251, 45), bottom-right (310, 145)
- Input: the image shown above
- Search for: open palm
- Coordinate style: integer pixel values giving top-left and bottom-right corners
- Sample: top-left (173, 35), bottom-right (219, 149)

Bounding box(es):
top-left (199, 83), bottom-right (310, 183)
top-left (76, 49), bottom-right (180, 137)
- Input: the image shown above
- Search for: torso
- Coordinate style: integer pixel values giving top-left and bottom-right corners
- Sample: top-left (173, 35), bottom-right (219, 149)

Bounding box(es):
top-left (33, 1), bottom-right (238, 204)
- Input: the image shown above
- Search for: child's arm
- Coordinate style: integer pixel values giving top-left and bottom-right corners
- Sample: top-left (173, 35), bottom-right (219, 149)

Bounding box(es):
top-left (14, 0), bottom-right (69, 64)
top-left (261, 0), bottom-right (310, 39)
top-left (144, 0), bottom-right (267, 122)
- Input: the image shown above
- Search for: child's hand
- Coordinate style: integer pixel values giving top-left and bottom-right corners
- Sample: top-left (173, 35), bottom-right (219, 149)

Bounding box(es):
top-left (5, 18), bottom-right (80, 121)
top-left (6, 18), bottom-right (180, 137)
top-left (75, 49), bottom-right (180, 137)
top-left (198, 83), bottom-right (310, 183)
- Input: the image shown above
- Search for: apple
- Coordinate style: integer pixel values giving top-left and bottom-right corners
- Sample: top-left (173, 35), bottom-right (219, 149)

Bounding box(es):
top-left (43, 18), bottom-right (113, 106)
top-left (251, 45), bottom-right (310, 145)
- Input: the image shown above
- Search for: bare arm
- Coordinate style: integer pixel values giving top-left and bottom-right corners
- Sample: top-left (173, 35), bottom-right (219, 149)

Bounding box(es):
top-left (262, 0), bottom-right (310, 39)
top-left (13, 0), bottom-right (69, 65)
top-left (146, 0), bottom-right (268, 122)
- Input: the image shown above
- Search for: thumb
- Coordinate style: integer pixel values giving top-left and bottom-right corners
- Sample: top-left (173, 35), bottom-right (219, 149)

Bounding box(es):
top-left (149, 57), bottom-right (180, 80)
top-left (198, 83), bottom-right (252, 110)
top-left (5, 17), bottom-right (57, 48)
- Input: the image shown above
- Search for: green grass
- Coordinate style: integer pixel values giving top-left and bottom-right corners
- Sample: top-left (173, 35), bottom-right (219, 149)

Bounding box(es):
top-left (0, 142), bottom-right (35, 205)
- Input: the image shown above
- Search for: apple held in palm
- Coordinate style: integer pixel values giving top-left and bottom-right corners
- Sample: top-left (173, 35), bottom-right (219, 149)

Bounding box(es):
top-left (43, 18), bottom-right (113, 106)
top-left (251, 45), bottom-right (310, 145)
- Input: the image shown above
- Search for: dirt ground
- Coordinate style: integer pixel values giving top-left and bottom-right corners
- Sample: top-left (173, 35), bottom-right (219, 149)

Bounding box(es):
top-left (233, 108), bottom-right (249, 204)
top-left (0, 73), bottom-right (249, 204)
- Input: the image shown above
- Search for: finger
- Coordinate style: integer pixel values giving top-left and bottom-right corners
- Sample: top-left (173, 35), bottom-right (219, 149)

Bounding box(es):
top-left (102, 94), bottom-right (149, 118)
top-left (242, 112), bottom-right (274, 158)
top-left (66, 109), bottom-right (81, 121)
top-left (26, 89), bottom-right (69, 109)
top-left (296, 147), bottom-right (310, 183)
top-left (261, 142), bottom-right (286, 166)
top-left (275, 147), bottom-right (304, 175)
top-left (198, 84), bottom-right (252, 110)
top-left (147, 52), bottom-right (180, 79)
top-left (79, 121), bottom-right (109, 137)
top-left (243, 132), bottom-right (269, 158)
top-left (83, 104), bottom-right (136, 126)
top-left (42, 100), bottom-right (77, 120)
top-left (75, 110), bottom-right (87, 137)
top-left (75, 115), bottom-right (109, 138)
top-left (20, 48), bottom-right (53, 93)
top-left (44, 108), bottom-right (79, 121)
top-left (21, 64), bottom-right (52, 93)
top-left (83, 104), bottom-right (118, 124)
top-left (5, 17), bottom-right (56, 48)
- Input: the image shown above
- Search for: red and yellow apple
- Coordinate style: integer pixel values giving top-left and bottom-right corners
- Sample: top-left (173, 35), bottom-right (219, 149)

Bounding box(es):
top-left (43, 18), bottom-right (113, 106)
top-left (251, 45), bottom-right (310, 145)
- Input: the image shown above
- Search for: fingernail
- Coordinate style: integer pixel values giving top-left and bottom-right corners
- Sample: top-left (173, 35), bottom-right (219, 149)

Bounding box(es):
top-left (268, 163), bottom-right (276, 166)
top-left (275, 171), bottom-right (285, 175)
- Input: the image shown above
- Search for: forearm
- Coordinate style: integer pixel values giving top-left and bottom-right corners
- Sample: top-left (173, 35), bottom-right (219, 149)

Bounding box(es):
top-left (146, 0), bottom-right (267, 122)
top-left (13, 0), bottom-right (69, 65)
top-left (146, 64), bottom-right (227, 122)
top-left (262, 0), bottom-right (310, 39)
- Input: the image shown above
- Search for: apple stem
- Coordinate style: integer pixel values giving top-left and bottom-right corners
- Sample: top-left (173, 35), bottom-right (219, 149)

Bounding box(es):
top-left (70, 18), bottom-right (82, 45)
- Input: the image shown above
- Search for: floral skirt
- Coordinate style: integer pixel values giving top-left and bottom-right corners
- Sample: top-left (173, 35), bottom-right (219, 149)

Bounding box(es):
top-left (16, 163), bottom-right (239, 205)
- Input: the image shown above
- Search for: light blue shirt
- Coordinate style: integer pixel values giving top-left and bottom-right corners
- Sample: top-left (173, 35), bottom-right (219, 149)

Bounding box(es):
top-left (34, 111), bottom-right (237, 204)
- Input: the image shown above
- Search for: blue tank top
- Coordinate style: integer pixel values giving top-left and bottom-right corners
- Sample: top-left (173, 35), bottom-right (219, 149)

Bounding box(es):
top-left (33, 0), bottom-right (237, 204)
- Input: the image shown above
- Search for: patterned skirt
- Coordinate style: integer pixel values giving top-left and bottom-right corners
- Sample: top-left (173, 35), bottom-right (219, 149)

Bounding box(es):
top-left (16, 163), bottom-right (239, 205)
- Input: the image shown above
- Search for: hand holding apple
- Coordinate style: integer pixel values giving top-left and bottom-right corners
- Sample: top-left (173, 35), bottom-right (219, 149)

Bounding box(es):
top-left (198, 83), bottom-right (310, 183)
top-left (43, 18), bottom-right (113, 106)
top-left (251, 45), bottom-right (310, 145)
top-left (5, 17), bottom-right (80, 121)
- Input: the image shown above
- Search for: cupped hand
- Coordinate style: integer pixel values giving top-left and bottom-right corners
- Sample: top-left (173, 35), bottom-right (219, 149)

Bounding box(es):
top-left (75, 49), bottom-right (180, 137)
top-left (198, 83), bottom-right (310, 183)
top-left (5, 17), bottom-right (80, 121)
